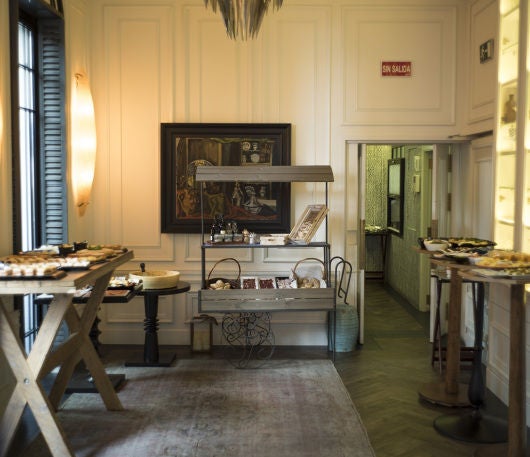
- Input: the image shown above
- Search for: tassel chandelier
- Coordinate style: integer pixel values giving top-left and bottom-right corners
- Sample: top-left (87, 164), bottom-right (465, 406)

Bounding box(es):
top-left (204, 0), bottom-right (283, 41)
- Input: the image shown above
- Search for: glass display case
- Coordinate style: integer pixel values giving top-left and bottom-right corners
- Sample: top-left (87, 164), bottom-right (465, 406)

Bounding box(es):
top-left (493, 0), bottom-right (530, 251)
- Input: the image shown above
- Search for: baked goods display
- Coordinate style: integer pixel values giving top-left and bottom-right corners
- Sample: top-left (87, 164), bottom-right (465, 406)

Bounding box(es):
top-left (418, 237), bottom-right (495, 251)
top-left (107, 276), bottom-right (139, 289)
top-left (0, 242), bottom-right (128, 278)
top-left (208, 279), bottom-right (233, 290)
top-left (473, 249), bottom-right (530, 269)
top-left (446, 237), bottom-right (496, 248)
top-left (426, 245), bottom-right (530, 277)
top-left (276, 277), bottom-right (294, 289)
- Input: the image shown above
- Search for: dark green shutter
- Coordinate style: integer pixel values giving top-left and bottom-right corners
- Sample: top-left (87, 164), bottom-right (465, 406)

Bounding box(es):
top-left (38, 18), bottom-right (67, 244)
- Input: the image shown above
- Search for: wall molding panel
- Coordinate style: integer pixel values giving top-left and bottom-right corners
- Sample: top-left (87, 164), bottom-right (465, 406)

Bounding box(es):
top-left (92, 4), bottom-right (175, 261)
top-left (341, 5), bottom-right (457, 126)
top-left (85, 0), bottom-right (468, 346)
top-left (465, 0), bottom-right (497, 131)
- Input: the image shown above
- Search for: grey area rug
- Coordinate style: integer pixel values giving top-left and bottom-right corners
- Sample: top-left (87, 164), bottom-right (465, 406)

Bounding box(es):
top-left (23, 359), bottom-right (375, 457)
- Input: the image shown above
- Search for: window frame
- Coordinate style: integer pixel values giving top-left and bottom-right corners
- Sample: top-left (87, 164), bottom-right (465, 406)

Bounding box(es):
top-left (9, 0), bottom-right (67, 349)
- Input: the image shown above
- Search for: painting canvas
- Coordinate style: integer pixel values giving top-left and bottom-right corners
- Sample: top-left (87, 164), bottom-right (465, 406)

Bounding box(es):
top-left (161, 123), bottom-right (291, 233)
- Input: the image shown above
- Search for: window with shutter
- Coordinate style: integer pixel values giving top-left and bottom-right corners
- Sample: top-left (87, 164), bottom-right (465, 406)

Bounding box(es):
top-left (10, 0), bottom-right (67, 351)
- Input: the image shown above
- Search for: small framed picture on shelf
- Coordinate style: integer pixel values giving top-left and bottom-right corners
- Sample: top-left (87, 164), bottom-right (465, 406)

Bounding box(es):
top-left (289, 204), bottom-right (328, 244)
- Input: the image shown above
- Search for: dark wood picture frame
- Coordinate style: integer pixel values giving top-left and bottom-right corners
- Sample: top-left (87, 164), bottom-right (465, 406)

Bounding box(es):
top-left (161, 123), bottom-right (291, 233)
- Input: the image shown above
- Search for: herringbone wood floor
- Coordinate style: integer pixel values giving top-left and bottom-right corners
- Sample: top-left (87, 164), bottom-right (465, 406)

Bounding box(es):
top-left (334, 281), bottom-right (477, 457)
top-left (10, 281), bottom-right (518, 457)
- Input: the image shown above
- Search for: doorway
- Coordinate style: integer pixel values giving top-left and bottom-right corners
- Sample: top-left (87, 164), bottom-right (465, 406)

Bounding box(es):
top-left (349, 142), bottom-right (459, 344)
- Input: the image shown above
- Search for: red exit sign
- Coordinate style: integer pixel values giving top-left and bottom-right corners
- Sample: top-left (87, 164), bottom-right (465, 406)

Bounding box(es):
top-left (381, 61), bottom-right (412, 77)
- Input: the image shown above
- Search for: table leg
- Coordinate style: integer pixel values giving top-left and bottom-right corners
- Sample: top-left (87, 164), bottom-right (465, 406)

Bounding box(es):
top-left (45, 280), bottom-right (124, 411)
top-left (0, 301), bottom-right (76, 457)
top-left (508, 284), bottom-right (526, 456)
top-left (434, 282), bottom-right (508, 443)
top-left (431, 277), bottom-right (443, 373)
top-left (34, 292), bottom-right (125, 395)
top-left (474, 284), bottom-right (527, 457)
top-left (419, 266), bottom-right (469, 407)
top-left (77, 277), bottom-right (125, 410)
top-left (79, 277), bottom-right (126, 392)
top-left (144, 294), bottom-right (160, 362)
top-left (125, 293), bottom-right (176, 367)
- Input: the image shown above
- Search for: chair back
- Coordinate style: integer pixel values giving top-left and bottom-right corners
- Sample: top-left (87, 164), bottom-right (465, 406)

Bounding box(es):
top-left (331, 256), bottom-right (353, 305)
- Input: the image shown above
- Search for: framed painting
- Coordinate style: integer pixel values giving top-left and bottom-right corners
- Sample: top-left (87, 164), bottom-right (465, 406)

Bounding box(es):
top-left (161, 123), bottom-right (291, 233)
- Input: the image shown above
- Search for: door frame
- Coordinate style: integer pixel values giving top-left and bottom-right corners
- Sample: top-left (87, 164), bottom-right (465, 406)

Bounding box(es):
top-left (348, 140), bottom-right (469, 344)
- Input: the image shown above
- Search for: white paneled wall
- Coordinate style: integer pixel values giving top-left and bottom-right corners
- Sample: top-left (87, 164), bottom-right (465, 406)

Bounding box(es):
top-left (91, 4), bottom-right (175, 260)
top-left (342, 5), bottom-right (456, 126)
top-left (464, 0), bottom-right (498, 135)
top-left (3, 0), bottom-right (523, 427)
top-left (486, 284), bottom-right (512, 405)
top-left (72, 0), bottom-right (466, 345)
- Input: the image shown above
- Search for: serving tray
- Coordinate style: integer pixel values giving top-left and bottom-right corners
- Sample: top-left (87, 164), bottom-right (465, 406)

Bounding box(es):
top-left (0, 270), bottom-right (66, 280)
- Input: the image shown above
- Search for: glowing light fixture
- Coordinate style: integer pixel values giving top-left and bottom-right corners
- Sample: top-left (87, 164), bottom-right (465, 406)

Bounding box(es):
top-left (71, 73), bottom-right (97, 216)
top-left (0, 94), bottom-right (3, 145)
top-left (204, 0), bottom-right (283, 40)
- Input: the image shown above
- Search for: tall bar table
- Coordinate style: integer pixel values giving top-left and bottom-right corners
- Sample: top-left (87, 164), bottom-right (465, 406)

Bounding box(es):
top-left (433, 275), bottom-right (508, 444)
top-left (462, 271), bottom-right (528, 457)
top-left (417, 254), bottom-right (471, 407)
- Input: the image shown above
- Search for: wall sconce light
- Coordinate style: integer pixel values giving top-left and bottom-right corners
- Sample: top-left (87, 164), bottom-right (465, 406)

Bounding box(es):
top-left (0, 94), bottom-right (3, 166)
top-left (0, 93), bottom-right (3, 147)
top-left (204, 0), bottom-right (283, 41)
top-left (71, 73), bottom-right (97, 216)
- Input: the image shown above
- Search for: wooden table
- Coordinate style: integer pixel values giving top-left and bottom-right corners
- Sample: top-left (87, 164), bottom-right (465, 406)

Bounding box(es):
top-left (0, 250), bottom-right (133, 457)
top-left (417, 254), bottom-right (471, 407)
top-left (460, 270), bottom-right (528, 457)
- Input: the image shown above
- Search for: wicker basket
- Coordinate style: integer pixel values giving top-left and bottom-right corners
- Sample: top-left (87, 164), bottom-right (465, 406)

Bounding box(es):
top-left (291, 257), bottom-right (327, 288)
top-left (207, 257), bottom-right (241, 289)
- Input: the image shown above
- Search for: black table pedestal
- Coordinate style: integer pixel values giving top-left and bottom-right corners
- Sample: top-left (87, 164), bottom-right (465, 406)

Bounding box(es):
top-left (125, 282), bottom-right (190, 367)
top-left (433, 282), bottom-right (508, 444)
top-left (434, 410), bottom-right (508, 444)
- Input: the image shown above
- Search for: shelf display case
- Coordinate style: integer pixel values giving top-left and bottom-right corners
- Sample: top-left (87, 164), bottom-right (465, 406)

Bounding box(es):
top-left (195, 165), bottom-right (335, 314)
top-left (494, 0), bottom-right (530, 251)
top-left (195, 165), bottom-right (336, 366)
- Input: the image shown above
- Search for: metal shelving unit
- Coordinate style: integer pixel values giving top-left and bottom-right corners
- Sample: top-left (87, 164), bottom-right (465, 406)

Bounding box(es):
top-left (195, 165), bottom-right (335, 314)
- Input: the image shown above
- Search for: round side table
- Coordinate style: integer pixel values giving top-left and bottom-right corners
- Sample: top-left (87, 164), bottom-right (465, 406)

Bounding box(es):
top-left (125, 281), bottom-right (191, 367)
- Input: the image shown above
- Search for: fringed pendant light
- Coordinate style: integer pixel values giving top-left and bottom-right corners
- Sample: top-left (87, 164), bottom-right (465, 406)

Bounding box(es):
top-left (204, 0), bottom-right (283, 41)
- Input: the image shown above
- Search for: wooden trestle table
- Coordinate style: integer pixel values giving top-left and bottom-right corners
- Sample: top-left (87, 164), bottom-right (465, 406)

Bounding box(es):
top-left (0, 250), bottom-right (133, 457)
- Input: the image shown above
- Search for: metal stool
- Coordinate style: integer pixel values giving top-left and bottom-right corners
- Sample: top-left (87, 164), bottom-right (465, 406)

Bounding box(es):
top-left (431, 269), bottom-right (476, 373)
